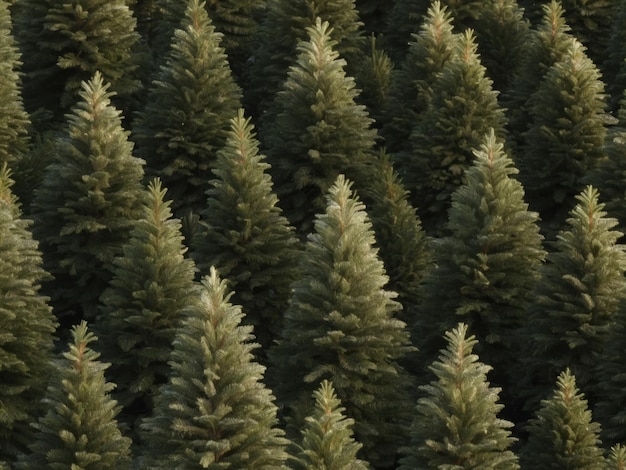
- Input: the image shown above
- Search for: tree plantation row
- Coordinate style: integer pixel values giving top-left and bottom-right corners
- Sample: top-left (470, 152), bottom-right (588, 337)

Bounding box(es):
top-left (3, 0), bottom-right (626, 468)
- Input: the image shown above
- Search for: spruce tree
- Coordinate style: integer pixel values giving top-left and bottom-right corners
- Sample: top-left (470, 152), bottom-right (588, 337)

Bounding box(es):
top-left (31, 72), bottom-right (146, 328)
top-left (18, 322), bottom-right (132, 470)
top-left (289, 380), bottom-right (369, 470)
top-left (133, 0), bottom-right (242, 219)
top-left (607, 445), bottom-right (626, 469)
top-left (194, 110), bottom-right (300, 352)
top-left (521, 186), bottom-right (626, 409)
top-left (271, 175), bottom-right (415, 468)
top-left (264, 18), bottom-right (378, 234)
top-left (96, 178), bottom-right (200, 435)
top-left (399, 323), bottom-right (518, 469)
top-left (0, 164), bottom-right (56, 463)
top-left (140, 267), bottom-right (288, 469)
top-left (521, 369), bottom-right (605, 470)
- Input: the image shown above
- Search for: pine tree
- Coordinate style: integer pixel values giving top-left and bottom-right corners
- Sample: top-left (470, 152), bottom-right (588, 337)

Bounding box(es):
top-left (289, 380), bottom-right (369, 470)
top-left (17, 322), bottom-right (132, 470)
top-left (264, 18), bottom-right (378, 234)
top-left (271, 175), bottom-right (415, 468)
top-left (140, 267), bottom-right (288, 469)
top-left (31, 72), bottom-right (146, 328)
top-left (607, 445), bottom-right (626, 469)
top-left (0, 164), bottom-right (56, 463)
top-left (400, 29), bottom-right (506, 234)
top-left (399, 323), bottom-right (518, 469)
top-left (521, 186), bottom-right (626, 409)
top-left (194, 110), bottom-right (300, 352)
top-left (521, 369), bottom-right (605, 470)
top-left (96, 178), bottom-right (200, 435)
top-left (134, 0), bottom-right (242, 219)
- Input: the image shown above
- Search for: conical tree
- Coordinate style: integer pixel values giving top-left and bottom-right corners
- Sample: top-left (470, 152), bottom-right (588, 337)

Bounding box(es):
top-left (271, 175), bottom-right (415, 468)
top-left (96, 178), bottom-right (200, 435)
top-left (521, 186), bottom-right (626, 409)
top-left (194, 109), bottom-right (300, 352)
top-left (289, 380), bottom-right (369, 470)
top-left (398, 323), bottom-right (519, 469)
top-left (18, 322), bottom-right (132, 470)
top-left (264, 18), bottom-right (378, 234)
top-left (0, 164), bottom-right (56, 463)
top-left (133, 0), bottom-right (242, 219)
top-left (140, 267), bottom-right (288, 469)
top-left (521, 369), bottom-right (605, 470)
top-left (414, 130), bottom-right (546, 392)
top-left (31, 72), bottom-right (146, 328)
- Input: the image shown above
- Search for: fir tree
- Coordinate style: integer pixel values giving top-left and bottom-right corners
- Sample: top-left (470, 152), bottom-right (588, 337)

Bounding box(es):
top-left (140, 267), bottom-right (288, 469)
top-left (134, 0), bottom-right (242, 219)
top-left (96, 178), bottom-right (200, 435)
top-left (399, 323), bottom-right (518, 469)
top-left (17, 322), bottom-right (132, 470)
top-left (521, 369), bottom-right (605, 470)
top-left (289, 380), bottom-right (369, 470)
top-left (194, 109), bottom-right (300, 352)
top-left (607, 445), bottom-right (626, 469)
top-left (603, 0), bottom-right (626, 110)
top-left (271, 175), bottom-right (415, 468)
top-left (264, 18), bottom-right (378, 234)
top-left (31, 72), bottom-right (146, 328)
top-left (0, 164), bottom-right (56, 463)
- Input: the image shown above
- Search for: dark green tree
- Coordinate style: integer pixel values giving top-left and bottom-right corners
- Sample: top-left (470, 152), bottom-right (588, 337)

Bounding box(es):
top-left (0, 164), bottom-right (56, 463)
top-left (140, 267), bottom-right (288, 469)
top-left (271, 175), bottom-right (415, 468)
top-left (133, 0), bottom-right (242, 219)
top-left (17, 322), bottom-right (132, 470)
top-left (289, 380), bottom-right (369, 470)
top-left (603, 0), bottom-right (626, 110)
top-left (521, 369), bottom-right (605, 470)
top-left (31, 72), bottom-right (146, 328)
top-left (356, 0), bottom-right (393, 35)
top-left (264, 18), bottom-right (378, 234)
top-left (521, 186), bottom-right (626, 409)
top-left (96, 178), bottom-right (200, 435)
top-left (194, 109), bottom-right (300, 352)
top-left (399, 323), bottom-right (518, 469)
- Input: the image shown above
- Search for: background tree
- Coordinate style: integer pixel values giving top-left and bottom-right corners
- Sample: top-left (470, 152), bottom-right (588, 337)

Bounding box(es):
top-left (140, 267), bottom-right (288, 469)
top-left (398, 323), bottom-right (518, 470)
top-left (133, 0), bottom-right (242, 220)
top-left (31, 72), bottom-right (146, 329)
top-left (18, 322), bottom-right (132, 470)
top-left (521, 369), bottom-right (605, 470)
top-left (96, 178), bottom-right (200, 437)
top-left (271, 175), bottom-right (415, 468)
top-left (0, 164), bottom-right (56, 463)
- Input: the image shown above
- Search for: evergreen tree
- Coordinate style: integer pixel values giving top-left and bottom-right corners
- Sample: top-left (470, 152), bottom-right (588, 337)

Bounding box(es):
top-left (521, 369), bottom-right (605, 470)
top-left (31, 72), bottom-right (146, 328)
top-left (194, 110), bottom-right (300, 352)
top-left (140, 267), bottom-right (288, 469)
top-left (18, 322), bottom-right (132, 470)
top-left (521, 187), bottom-right (626, 409)
top-left (96, 178), bottom-right (200, 435)
top-left (607, 445), bottom-right (626, 469)
top-left (356, 0), bottom-right (393, 35)
top-left (264, 18), bottom-right (378, 234)
top-left (0, 164), bottom-right (56, 463)
top-left (271, 175), bottom-right (415, 468)
top-left (399, 323), bottom-right (518, 469)
top-left (133, 0), bottom-right (242, 219)
top-left (289, 380), bottom-right (369, 470)
top-left (603, 0), bottom-right (626, 110)
top-left (400, 29), bottom-right (506, 234)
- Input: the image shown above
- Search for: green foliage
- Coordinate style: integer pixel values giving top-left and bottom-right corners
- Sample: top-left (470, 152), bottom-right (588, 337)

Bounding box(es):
top-left (140, 267), bottom-right (288, 469)
top-left (399, 323), bottom-right (518, 469)
top-left (134, 0), bottom-right (242, 218)
top-left (0, 164), bottom-right (56, 462)
top-left (271, 175), bottom-right (414, 468)
top-left (18, 322), bottom-right (132, 470)
top-left (194, 109), bottom-right (300, 352)
top-left (521, 369), bottom-right (605, 470)
top-left (607, 445), bottom-right (626, 469)
top-left (289, 380), bottom-right (369, 470)
top-left (96, 178), bottom-right (200, 433)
